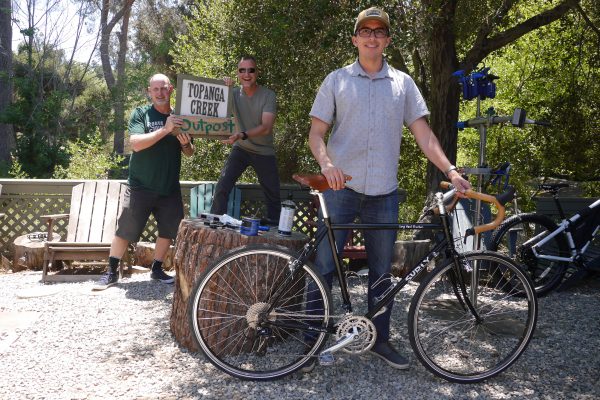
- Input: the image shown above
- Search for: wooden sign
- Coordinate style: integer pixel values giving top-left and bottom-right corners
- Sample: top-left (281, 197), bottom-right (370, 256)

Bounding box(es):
top-left (173, 74), bottom-right (237, 139)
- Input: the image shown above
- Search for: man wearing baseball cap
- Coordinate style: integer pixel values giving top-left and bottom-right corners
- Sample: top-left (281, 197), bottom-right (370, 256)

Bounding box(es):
top-left (305, 7), bottom-right (470, 371)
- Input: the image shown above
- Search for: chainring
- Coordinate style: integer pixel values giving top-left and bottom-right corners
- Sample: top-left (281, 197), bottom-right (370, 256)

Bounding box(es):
top-left (335, 315), bottom-right (377, 354)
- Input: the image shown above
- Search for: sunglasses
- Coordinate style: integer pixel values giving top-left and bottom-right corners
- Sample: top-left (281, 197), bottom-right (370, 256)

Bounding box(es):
top-left (238, 68), bottom-right (256, 74)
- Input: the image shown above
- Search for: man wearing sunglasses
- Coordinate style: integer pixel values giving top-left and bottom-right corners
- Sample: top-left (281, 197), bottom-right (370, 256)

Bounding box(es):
top-left (305, 7), bottom-right (471, 371)
top-left (211, 56), bottom-right (281, 225)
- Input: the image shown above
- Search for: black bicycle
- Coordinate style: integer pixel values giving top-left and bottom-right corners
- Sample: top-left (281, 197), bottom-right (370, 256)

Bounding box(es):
top-left (187, 174), bottom-right (537, 383)
top-left (489, 183), bottom-right (600, 296)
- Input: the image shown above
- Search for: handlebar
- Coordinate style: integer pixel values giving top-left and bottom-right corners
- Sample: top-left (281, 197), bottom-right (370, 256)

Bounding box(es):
top-left (438, 182), bottom-right (515, 235)
top-left (294, 172), bottom-right (515, 236)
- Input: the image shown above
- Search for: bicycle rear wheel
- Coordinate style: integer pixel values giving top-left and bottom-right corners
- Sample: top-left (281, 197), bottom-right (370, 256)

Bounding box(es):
top-left (489, 213), bottom-right (568, 296)
top-left (188, 244), bottom-right (332, 380)
top-left (408, 251), bottom-right (537, 383)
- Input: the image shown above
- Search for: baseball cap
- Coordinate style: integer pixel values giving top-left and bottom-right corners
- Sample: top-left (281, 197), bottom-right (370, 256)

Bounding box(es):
top-left (354, 7), bottom-right (391, 33)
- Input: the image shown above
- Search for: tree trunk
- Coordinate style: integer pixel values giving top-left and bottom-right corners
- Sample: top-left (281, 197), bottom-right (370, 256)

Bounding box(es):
top-left (99, 0), bottom-right (135, 154)
top-left (13, 233), bottom-right (62, 272)
top-left (426, 8), bottom-right (461, 197)
top-left (170, 220), bottom-right (309, 351)
top-left (112, 4), bottom-right (131, 155)
top-left (0, 0), bottom-right (15, 163)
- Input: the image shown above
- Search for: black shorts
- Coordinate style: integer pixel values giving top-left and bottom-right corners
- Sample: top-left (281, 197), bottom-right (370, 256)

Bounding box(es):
top-left (115, 186), bottom-right (184, 242)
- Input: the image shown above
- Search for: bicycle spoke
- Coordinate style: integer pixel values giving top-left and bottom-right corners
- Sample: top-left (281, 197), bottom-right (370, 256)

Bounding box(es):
top-left (188, 246), bottom-right (332, 380)
top-left (409, 252), bottom-right (537, 383)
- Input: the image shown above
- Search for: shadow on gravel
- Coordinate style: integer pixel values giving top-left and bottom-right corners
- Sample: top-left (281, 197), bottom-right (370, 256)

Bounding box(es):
top-left (118, 279), bottom-right (174, 302)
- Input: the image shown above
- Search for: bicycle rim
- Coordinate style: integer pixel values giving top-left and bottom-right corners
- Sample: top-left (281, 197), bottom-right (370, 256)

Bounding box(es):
top-left (490, 214), bottom-right (568, 296)
top-left (188, 244), bottom-right (332, 380)
top-left (408, 251), bottom-right (538, 383)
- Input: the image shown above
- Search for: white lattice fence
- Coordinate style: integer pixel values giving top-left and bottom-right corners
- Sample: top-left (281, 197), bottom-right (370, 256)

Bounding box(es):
top-left (0, 179), bottom-right (321, 261)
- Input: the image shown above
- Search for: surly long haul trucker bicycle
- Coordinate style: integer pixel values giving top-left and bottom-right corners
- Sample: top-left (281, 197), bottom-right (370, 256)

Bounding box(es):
top-left (187, 174), bottom-right (537, 383)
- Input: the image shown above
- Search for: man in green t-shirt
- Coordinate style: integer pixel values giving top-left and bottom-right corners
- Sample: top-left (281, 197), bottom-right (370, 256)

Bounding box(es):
top-left (94, 73), bottom-right (195, 290)
top-left (210, 55), bottom-right (281, 224)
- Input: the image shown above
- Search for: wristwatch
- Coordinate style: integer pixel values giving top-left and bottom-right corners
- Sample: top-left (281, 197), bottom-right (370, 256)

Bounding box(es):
top-left (444, 165), bottom-right (458, 177)
top-left (240, 131), bottom-right (248, 140)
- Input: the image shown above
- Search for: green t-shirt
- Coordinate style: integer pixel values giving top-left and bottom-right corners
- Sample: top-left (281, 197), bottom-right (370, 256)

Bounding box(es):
top-left (233, 86), bottom-right (277, 156)
top-left (127, 105), bottom-right (182, 195)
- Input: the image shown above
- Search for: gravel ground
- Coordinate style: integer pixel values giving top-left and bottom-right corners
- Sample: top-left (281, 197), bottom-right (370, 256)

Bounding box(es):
top-left (0, 270), bottom-right (599, 400)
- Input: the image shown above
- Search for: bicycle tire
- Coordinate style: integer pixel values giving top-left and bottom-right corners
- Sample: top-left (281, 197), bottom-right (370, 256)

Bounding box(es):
top-left (188, 244), bottom-right (332, 380)
top-left (408, 251), bottom-right (538, 383)
top-left (489, 213), bottom-right (568, 296)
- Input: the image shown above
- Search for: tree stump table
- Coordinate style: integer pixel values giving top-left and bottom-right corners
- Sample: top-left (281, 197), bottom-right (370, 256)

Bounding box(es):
top-left (170, 219), bottom-right (309, 351)
top-left (13, 233), bottom-right (62, 272)
top-left (134, 242), bottom-right (175, 271)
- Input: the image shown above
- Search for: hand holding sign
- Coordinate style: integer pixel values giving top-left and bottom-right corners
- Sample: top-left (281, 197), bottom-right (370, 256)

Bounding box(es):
top-left (165, 115), bottom-right (183, 133)
top-left (172, 74), bottom-right (238, 140)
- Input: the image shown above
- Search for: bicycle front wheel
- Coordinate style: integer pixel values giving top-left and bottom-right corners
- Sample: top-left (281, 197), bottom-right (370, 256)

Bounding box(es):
top-left (489, 213), bottom-right (568, 296)
top-left (408, 251), bottom-right (537, 383)
top-left (188, 244), bottom-right (332, 380)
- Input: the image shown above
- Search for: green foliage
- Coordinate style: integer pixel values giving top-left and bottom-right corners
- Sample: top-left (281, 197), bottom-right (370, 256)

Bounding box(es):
top-left (7, 156), bottom-right (29, 179)
top-left (52, 131), bottom-right (124, 180)
top-left (456, 5), bottom-right (600, 209)
top-left (2, 44), bottom-right (118, 177)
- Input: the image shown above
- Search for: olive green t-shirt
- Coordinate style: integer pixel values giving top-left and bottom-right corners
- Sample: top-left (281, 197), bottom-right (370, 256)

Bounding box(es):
top-left (127, 105), bottom-right (182, 195)
top-left (232, 86), bottom-right (277, 156)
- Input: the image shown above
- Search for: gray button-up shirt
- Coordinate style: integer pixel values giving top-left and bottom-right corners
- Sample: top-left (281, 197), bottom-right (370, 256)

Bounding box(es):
top-left (310, 60), bottom-right (429, 195)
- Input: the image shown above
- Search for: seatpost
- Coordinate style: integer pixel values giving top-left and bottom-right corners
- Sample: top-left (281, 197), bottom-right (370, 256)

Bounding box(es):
top-left (316, 191), bottom-right (352, 311)
top-left (552, 190), bottom-right (568, 220)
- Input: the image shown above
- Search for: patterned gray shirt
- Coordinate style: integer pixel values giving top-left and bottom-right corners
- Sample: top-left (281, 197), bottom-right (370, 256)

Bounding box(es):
top-left (310, 60), bottom-right (429, 195)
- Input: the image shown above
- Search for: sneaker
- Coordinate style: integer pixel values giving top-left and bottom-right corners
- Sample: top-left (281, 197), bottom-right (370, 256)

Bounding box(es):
top-left (151, 268), bottom-right (175, 284)
top-left (93, 271), bottom-right (118, 291)
top-left (369, 342), bottom-right (409, 370)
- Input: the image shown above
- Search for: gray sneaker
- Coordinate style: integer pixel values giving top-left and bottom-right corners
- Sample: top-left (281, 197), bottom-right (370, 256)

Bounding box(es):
top-left (93, 271), bottom-right (118, 291)
top-left (369, 342), bottom-right (409, 370)
top-left (151, 268), bottom-right (175, 284)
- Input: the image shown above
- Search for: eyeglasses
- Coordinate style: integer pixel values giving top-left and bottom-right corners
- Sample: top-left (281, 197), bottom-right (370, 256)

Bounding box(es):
top-left (356, 27), bottom-right (389, 38)
top-left (238, 68), bottom-right (256, 74)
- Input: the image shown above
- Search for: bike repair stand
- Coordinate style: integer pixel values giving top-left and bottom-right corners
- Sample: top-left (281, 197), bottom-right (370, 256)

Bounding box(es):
top-left (454, 67), bottom-right (545, 250)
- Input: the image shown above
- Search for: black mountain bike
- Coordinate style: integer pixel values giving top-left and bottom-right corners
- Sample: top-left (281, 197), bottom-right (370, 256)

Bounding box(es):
top-left (187, 174), bottom-right (537, 383)
top-left (489, 183), bottom-right (600, 296)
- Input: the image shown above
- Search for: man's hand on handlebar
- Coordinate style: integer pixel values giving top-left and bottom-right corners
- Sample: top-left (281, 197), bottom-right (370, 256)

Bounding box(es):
top-left (447, 170), bottom-right (471, 197)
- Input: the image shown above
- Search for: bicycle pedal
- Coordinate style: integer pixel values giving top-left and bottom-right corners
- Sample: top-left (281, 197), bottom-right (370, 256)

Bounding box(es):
top-left (318, 352), bottom-right (335, 366)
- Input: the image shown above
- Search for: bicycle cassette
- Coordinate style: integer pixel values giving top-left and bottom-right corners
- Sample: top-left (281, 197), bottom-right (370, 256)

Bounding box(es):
top-left (335, 315), bottom-right (377, 354)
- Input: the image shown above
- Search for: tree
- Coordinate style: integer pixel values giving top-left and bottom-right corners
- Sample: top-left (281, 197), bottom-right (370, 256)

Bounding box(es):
top-left (99, 0), bottom-right (135, 154)
top-left (5, 0), bottom-right (109, 177)
top-left (131, 0), bottom-right (191, 74)
top-left (391, 0), bottom-right (582, 196)
top-left (0, 0), bottom-right (15, 165)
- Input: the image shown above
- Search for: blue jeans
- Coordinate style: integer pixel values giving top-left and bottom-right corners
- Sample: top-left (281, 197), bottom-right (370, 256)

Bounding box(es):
top-left (211, 146), bottom-right (281, 221)
top-left (310, 188), bottom-right (398, 343)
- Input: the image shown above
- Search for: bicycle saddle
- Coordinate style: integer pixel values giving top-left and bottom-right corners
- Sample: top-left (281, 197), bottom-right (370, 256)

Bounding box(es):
top-left (293, 173), bottom-right (352, 192)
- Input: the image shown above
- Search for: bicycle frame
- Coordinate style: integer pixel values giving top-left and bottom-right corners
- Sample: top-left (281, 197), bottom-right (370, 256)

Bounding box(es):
top-left (528, 198), bottom-right (600, 263)
top-left (267, 189), bottom-right (481, 334)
